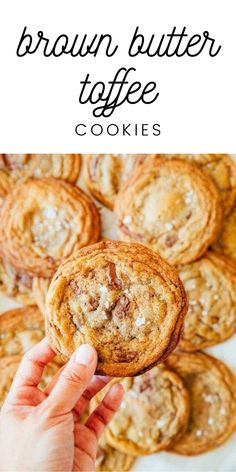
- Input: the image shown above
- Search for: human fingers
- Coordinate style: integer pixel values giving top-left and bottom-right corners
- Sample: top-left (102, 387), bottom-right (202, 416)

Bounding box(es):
top-left (44, 344), bottom-right (97, 414)
top-left (7, 338), bottom-right (55, 405)
top-left (43, 364), bottom-right (66, 395)
top-left (73, 375), bottom-right (111, 417)
top-left (85, 383), bottom-right (123, 439)
top-left (45, 367), bottom-right (111, 417)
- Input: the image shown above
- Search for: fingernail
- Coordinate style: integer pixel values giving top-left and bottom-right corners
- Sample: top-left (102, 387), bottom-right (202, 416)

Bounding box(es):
top-left (75, 344), bottom-right (95, 365)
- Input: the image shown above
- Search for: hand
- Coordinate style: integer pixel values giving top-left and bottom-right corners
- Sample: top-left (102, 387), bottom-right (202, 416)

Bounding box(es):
top-left (0, 339), bottom-right (123, 472)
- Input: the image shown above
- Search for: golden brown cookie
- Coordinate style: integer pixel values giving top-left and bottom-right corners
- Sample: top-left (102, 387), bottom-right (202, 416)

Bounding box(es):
top-left (0, 170), bottom-right (12, 206)
top-left (0, 306), bottom-right (44, 358)
top-left (0, 178), bottom-right (100, 277)
top-left (0, 355), bottom-right (59, 407)
top-left (178, 251), bottom-right (236, 351)
top-left (166, 351), bottom-right (236, 455)
top-left (115, 158), bottom-right (222, 265)
top-left (2, 154), bottom-right (81, 183)
top-left (0, 257), bottom-right (34, 304)
top-left (45, 240), bottom-right (188, 377)
top-left (94, 365), bottom-right (189, 456)
top-left (0, 155), bottom-right (6, 169)
top-left (160, 154), bottom-right (236, 216)
top-left (96, 435), bottom-right (135, 471)
top-left (84, 154), bottom-right (147, 210)
top-left (213, 205), bottom-right (236, 263)
top-left (32, 277), bottom-right (51, 314)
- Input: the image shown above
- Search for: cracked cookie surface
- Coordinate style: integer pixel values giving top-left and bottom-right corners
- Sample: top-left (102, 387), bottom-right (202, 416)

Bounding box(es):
top-left (45, 240), bottom-right (187, 376)
top-left (0, 306), bottom-right (44, 358)
top-left (115, 158), bottom-right (222, 265)
top-left (0, 257), bottom-right (34, 304)
top-left (94, 365), bottom-right (189, 455)
top-left (160, 154), bottom-right (236, 216)
top-left (178, 251), bottom-right (236, 350)
top-left (96, 435), bottom-right (135, 471)
top-left (32, 277), bottom-right (51, 314)
top-left (0, 170), bottom-right (12, 206)
top-left (85, 154), bottom-right (147, 209)
top-left (0, 178), bottom-right (100, 277)
top-left (166, 351), bottom-right (236, 455)
top-left (2, 154), bottom-right (81, 183)
top-left (213, 205), bottom-right (236, 264)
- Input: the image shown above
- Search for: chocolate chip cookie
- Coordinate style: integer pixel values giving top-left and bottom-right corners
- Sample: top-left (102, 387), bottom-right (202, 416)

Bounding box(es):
top-left (115, 158), bottom-right (222, 265)
top-left (94, 365), bottom-right (189, 455)
top-left (32, 277), bottom-right (51, 314)
top-left (2, 154), bottom-right (81, 183)
top-left (0, 178), bottom-right (100, 277)
top-left (0, 170), bottom-right (12, 207)
top-left (96, 435), bottom-right (135, 471)
top-left (166, 351), bottom-right (236, 455)
top-left (178, 251), bottom-right (236, 350)
top-left (0, 306), bottom-right (44, 358)
top-left (160, 154), bottom-right (236, 216)
top-left (85, 154), bottom-right (147, 210)
top-left (213, 205), bottom-right (236, 263)
top-left (45, 240), bottom-right (188, 376)
top-left (0, 257), bottom-right (34, 304)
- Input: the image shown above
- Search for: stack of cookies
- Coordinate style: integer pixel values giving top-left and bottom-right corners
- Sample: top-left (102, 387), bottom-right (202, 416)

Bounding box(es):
top-left (0, 153), bottom-right (235, 471)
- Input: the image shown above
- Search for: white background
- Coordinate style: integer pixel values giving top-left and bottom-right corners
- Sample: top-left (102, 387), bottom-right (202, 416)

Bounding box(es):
top-left (0, 0), bottom-right (235, 152)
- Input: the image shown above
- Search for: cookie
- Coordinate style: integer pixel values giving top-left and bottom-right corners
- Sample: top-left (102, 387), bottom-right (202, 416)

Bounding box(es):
top-left (96, 435), bottom-right (135, 471)
top-left (0, 170), bottom-right (12, 206)
top-left (213, 205), bottom-right (236, 263)
top-left (0, 355), bottom-right (59, 407)
top-left (0, 257), bottom-right (34, 304)
top-left (115, 158), bottom-right (222, 265)
top-left (94, 365), bottom-right (189, 456)
top-left (160, 154), bottom-right (236, 216)
top-left (32, 277), bottom-right (51, 314)
top-left (0, 306), bottom-right (44, 358)
top-left (0, 155), bottom-right (6, 169)
top-left (178, 251), bottom-right (236, 351)
top-left (166, 351), bottom-right (236, 455)
top-left (2, 154), bottom-right (81, 183)
top-left (45, 240), bottom-right (187, 377)
top-left (84, 154), bottom-right (147, 209)
top-left (0, 178), bottom-right (100, 277)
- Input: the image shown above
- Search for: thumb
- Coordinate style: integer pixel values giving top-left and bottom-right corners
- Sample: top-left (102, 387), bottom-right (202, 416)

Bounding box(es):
top-left (45, 344), bottom-right (97, 414)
